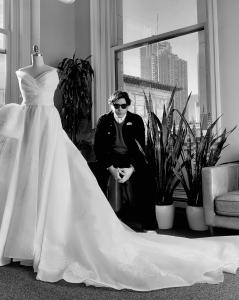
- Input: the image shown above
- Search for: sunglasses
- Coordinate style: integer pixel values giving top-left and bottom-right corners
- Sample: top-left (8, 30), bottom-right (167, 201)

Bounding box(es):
top-left (113, 103), bottom-right (128, 109)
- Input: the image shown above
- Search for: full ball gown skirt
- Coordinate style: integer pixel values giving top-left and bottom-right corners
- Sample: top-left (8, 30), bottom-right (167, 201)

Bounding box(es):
top-left (0, 68), bottom-right (238, 291)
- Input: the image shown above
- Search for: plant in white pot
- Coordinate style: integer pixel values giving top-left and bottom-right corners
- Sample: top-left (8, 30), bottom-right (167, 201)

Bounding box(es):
top-left (138, 89), bottom-right (187, 229)
top-left (174, 113), bottom-right (236, 231)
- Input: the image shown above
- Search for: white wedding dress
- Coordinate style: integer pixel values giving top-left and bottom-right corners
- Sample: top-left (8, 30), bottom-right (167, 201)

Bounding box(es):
top-left (0, 68), bottom-right (239, 291)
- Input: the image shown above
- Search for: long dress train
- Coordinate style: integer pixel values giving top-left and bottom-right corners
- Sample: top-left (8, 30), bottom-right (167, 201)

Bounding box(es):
top-left (0, 68), bottom-right (239, 291)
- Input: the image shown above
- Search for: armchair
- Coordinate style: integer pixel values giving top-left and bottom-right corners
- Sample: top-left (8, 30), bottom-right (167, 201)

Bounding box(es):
top-left (202, 163), bottom-right (239, 235)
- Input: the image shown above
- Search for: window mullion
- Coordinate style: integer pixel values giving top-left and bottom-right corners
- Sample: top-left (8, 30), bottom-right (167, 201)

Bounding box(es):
top-left (112, 23), bottom-right (205, 53)
top-left (3, 0), bottom-right (11, 103)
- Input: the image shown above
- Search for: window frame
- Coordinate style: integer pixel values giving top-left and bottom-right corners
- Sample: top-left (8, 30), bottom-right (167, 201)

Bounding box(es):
top-left (0, 0), bottom-right (38, 104)
top-left (109, 0), bottom-right (221, 131)
top-left (112, 22), bottom-right (205, 90)
top-left (108, 0), bottom-right (221, 204)
top-left (0, 0), bottom-right (9, 104)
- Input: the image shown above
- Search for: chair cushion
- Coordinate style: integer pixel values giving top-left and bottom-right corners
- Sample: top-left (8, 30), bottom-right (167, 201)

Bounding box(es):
top-left (215, 190), bottom-right (239, 216)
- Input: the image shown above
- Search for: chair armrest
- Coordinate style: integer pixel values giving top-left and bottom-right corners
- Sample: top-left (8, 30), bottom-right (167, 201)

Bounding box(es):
top-left (202, 163), bottom-right (239, 224)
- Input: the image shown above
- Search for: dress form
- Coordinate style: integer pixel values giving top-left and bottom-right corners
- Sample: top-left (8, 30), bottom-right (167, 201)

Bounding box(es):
top-left (19, 45), bottom-right (54, 78)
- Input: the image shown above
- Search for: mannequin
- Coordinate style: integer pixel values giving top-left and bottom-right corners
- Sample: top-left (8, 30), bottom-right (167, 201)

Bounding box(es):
top-left (19, 45), bottom-right (54, 78)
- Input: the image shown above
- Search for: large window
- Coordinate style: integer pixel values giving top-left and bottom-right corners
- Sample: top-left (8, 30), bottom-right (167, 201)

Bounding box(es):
top-left (0, 1), bottom-right (32, 105)
top-left (0, 0), bottom-right (8, 105)
top-left (113, 0), bottom-right (208, 134)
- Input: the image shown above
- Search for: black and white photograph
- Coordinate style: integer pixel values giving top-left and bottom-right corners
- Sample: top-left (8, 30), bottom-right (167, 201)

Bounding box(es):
top-left (0, 0), bottom-right (239, 299)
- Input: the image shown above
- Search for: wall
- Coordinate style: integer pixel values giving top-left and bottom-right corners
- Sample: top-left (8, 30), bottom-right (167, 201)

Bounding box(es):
top-left (40, 0), bottom-right (75, 67)
top-left (40, 0), bottom-right (91, 64)
top-left (40, 0), bottom-right (76, 109)
top-left (75, 0), bottom-right (91, 59)
top-left (217, 0), bottom-right (239, 163)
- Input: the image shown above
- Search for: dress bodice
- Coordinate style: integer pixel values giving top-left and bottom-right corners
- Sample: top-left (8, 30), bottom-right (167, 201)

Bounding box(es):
top-left (16, 68), bottom-right (59, 106)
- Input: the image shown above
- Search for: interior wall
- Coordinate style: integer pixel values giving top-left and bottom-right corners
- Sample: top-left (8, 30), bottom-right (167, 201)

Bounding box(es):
top-left (217, 0), bottom-right (239, 163)
top-left (75, 0), bottom-right (91, 59)
top-left (40, 0), bottom-right (91, 66)
top-left (40, 0), bottom-right (75, 67)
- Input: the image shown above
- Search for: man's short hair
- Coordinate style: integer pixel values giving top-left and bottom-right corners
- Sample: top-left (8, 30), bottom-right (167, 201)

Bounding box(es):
top-left (108, 90), bottom-right (131, 106)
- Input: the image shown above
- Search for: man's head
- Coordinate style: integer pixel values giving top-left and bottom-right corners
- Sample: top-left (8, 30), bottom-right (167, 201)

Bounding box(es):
top-left (108, 91), bottom-right (131, 118)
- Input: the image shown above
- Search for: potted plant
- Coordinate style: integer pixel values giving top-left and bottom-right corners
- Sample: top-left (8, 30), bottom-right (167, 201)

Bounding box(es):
top-left (140, 88), bottom-right (188, 229)
top-left (57, 54), bottom-right (94, 158)
top-left (174, 111), bottom-right (236, 231)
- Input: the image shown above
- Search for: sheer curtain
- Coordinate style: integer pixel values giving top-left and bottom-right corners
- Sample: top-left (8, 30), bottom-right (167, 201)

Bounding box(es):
top-left (90, 0), bottom-right (120, 126)
top-left (8, 0), bottom-right (38, 104)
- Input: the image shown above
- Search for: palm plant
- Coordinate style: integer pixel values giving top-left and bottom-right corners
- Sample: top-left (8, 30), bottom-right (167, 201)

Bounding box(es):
top-left (57, 54), bottom-right (94, 147)
top-left (174, 111), bottom-right (236, 207)
top-left (139, 88), bottom-right (188, 205)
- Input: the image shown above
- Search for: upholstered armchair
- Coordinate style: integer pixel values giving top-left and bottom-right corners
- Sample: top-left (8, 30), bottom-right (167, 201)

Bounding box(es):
top-left (202, 163), bottom-right (239, 234)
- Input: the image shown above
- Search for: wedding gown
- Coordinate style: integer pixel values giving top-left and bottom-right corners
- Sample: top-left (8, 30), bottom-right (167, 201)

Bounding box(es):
top-left (0, 68), bottom-right (239, 291)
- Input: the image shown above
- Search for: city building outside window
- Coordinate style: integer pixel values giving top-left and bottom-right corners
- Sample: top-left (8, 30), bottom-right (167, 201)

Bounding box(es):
top-left (113, 0), bottom-right (209, 133)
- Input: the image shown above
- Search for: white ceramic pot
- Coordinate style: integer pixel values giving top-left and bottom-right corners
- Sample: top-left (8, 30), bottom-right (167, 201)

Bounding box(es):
top-left (155, 204), bottom-right (175, 229)
top-left (186, 205), bottom-right (208, 231)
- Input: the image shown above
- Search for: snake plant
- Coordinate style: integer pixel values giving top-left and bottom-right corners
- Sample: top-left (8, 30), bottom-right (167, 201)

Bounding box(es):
top-left (174, 110), bottom-right (236, 206)
top-left (138, 88), bottom-right (188, 205)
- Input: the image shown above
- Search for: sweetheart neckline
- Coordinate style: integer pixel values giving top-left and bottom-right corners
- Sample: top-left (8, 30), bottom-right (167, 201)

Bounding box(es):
top-left (16, 68), bottom-right (57, 81)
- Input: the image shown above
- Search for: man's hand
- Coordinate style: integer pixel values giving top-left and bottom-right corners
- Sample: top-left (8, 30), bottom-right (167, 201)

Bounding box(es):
top-left (108, 165), bottom-right (121, 181)
top-left (118, 166), bottom-right (134, 183)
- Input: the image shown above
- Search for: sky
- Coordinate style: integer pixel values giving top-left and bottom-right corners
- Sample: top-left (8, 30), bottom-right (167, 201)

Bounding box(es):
top-left (122, 0), bottom-right (203, 94)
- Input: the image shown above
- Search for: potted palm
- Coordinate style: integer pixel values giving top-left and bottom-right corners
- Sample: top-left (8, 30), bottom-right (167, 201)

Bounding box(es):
top-left (140, 88), bottom-right (188, 229)
top-left (57, 54), bottom-right (94, 157)
top-left (174, 112), bottom-right (236, 231)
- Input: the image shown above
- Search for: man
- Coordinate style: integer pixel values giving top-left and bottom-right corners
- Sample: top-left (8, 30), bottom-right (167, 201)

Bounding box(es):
top-left (94, 91), bottom-right (157, 231)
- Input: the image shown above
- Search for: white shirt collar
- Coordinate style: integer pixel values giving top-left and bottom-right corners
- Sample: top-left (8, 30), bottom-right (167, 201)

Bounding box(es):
top-left (113, 112), bottom-right (127, 124)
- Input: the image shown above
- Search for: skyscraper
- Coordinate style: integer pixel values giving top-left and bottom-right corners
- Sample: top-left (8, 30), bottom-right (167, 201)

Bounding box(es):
top-left (140, 41), bottom-right (188, 122)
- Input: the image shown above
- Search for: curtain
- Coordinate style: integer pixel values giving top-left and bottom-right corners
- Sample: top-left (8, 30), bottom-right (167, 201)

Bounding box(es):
top-left (90, 0), bottom-right (120, 126)
top-left (8, 0), bottom-right (37, 103)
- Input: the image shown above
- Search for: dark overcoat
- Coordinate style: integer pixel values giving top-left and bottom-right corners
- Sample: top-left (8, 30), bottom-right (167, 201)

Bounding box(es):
top-left (93, 111), bottom-right (157, 230)
top-left (94, 111), bottom-right (145, 171)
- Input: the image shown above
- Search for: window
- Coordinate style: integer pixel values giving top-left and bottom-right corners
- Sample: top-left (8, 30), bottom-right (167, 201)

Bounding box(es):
top-left (0, 0), bottom-right (8, 105)
top-left (113, 0), bottom-right (209, 133)
top-left (0, 1), bottom-right (32, 105)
